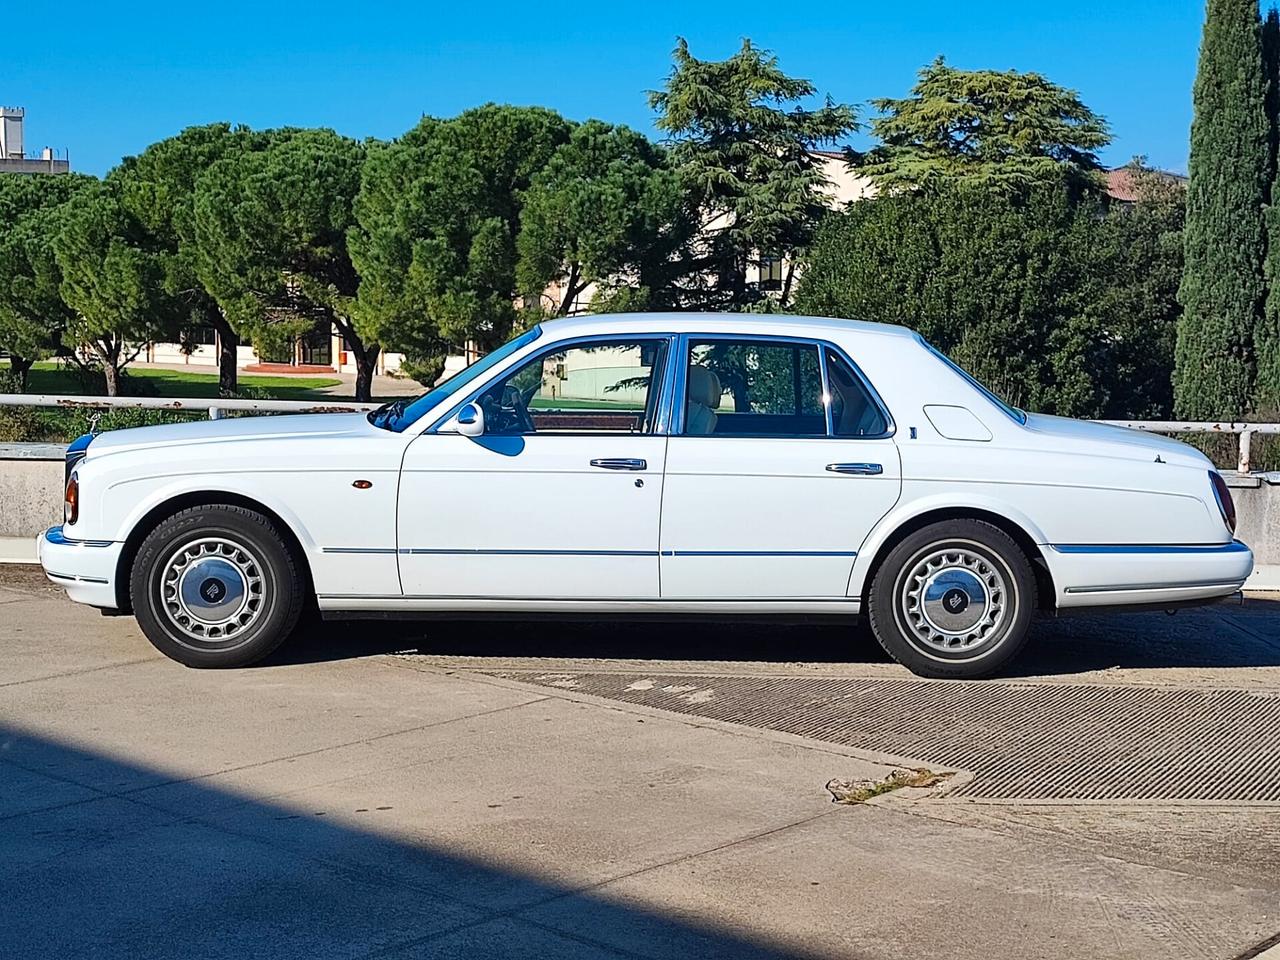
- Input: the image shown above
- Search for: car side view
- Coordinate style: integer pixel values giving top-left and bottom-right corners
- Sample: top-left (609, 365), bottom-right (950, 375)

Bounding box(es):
top-left (38, 313), bottom-right (1253, 679)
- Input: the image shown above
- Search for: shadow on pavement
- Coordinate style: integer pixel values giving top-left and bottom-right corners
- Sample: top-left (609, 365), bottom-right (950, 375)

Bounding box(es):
top-left (264, 598), bottom-right (1280, 678)
top-left (1, 723), bottom-right (814, 960)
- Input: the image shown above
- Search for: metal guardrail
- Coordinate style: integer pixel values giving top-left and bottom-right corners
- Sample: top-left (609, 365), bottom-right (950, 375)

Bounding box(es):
top-left (0, 395), bottom-right (1274, 472)
top-left (0, 393), bottom-right (382, 420)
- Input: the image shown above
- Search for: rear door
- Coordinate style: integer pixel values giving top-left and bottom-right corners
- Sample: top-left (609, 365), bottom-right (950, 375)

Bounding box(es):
top-left (659, 336), bottom-right (902, 599)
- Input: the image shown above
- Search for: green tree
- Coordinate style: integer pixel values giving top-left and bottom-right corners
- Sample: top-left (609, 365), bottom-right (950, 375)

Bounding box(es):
top-left (853, 57), bottom-right (1111, 195)
top-left (111, 124), bottom-right (262, 395)
top-left (1260, 7), bottom-right (1280, 411)
top-left (516, 120), bottom-right (688, 318)
top-left (796, 171), bottom-right (1184, 420)
top-left (0, 172), bottom-right (96, 389)
top-left (1178, 0), bottom-right (1269, 418)
top-left (52, 181), bottom-right (181, 396)
top-left (194, 128), bottom-right (382, 400)
top-left (350, 105), bottom-right (571, 384)
top-left (649, 38), bottom-right (856, 309)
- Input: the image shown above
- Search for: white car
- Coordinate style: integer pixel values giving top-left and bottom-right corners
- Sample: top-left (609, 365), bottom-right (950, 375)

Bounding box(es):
top-left (38, 313), bottom-right (1252, 678)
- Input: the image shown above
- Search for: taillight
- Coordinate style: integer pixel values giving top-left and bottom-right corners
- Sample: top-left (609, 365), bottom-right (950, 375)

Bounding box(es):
top-left (1209, 471), bottom-right (1236, 534)
top-left (64, 474), bottom-right (79, 525)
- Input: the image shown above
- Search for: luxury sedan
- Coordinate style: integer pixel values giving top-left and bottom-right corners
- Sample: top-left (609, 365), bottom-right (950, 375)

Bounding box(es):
top-left (38, 313), bottom-right (1252, 678)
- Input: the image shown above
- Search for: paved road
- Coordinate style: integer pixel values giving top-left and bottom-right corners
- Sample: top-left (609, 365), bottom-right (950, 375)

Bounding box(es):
top-left (3, 566), bottom-right (1279, 959)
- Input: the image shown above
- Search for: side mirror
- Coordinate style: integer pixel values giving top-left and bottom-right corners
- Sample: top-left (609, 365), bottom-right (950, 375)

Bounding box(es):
top-left (454, 402), bottom-right (485, 438)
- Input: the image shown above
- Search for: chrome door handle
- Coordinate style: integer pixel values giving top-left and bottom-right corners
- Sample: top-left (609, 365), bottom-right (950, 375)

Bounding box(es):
top-left (826, 462), bottom-right (883, 476)
top-left (590, 458), bottom-right (647, 471)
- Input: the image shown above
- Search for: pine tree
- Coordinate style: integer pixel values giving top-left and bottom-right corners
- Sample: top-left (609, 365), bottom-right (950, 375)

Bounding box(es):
top-left (1176, 0), bottom-right (1269, 419)
top-left (1257, 6), bottom-right (1280, 411)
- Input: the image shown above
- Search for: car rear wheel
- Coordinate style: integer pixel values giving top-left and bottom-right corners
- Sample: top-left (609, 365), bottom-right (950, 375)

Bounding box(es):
top-left (867, 519), bottom-right (1036, 679)
top-left (130, 504), bottom-right (305, 668)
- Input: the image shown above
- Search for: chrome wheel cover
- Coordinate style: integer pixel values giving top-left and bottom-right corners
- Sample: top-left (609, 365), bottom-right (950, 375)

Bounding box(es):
top-left (898, 543), bottom-right (1009, 655)
top-left (159, 537), bottom-right (266, 645)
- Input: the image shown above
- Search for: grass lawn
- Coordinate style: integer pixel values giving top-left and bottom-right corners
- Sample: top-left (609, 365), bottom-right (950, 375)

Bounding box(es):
top-left (8, 361), bottom-right (343, 401)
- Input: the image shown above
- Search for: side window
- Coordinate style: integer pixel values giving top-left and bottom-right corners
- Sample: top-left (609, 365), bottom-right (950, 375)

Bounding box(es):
top-left (685, 340), bottom-right (824, 437)
top-left (826, 349), bottom-right (889, 437)
top-left (475, 339), bottom-right (667, 436)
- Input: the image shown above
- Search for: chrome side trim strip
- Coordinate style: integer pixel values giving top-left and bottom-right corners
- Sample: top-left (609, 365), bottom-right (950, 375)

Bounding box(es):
top-left (323, 547), bottom-right (858, 558)
top-left (1050, 541), bottom-right (1250, 555)
top-left (44, 526), bottom-right (114, 548)
top-left (46, 571), bottom-right (110, 585)
top-left (1064, 579), bottom-right (1246, 595)
top-left (661, 550), bottom-right (858, 558)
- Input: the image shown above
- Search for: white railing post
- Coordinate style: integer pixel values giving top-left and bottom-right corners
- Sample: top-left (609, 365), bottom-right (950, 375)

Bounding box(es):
top-left (208, 406), bottom-right (223, 421)
top-left (1239, 429), bottom-right (1254, 474)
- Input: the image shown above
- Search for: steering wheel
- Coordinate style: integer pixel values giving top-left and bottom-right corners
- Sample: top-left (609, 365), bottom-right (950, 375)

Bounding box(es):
top-left (499, 382), bottom-right (535, 434)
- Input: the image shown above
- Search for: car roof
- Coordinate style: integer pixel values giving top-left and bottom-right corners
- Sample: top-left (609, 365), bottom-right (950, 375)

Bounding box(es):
top-left (537, 312), bottom-right (919, 342)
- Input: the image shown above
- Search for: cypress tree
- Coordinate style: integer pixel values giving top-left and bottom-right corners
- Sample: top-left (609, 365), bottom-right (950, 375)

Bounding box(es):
top-left (1176, 0), bottom-right (1269, 420)
top-left (1258, 7), bottom-right (1280, 410)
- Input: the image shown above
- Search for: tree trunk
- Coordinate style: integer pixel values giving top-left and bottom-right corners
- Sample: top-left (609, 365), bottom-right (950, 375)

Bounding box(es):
top-left (353, 344), bottom-right (380, 403)
top-left (212, 315), bottom-right (239, 396)
top-left (7, 355), bottom-right (33, 391)
top-left (102, 360), bottom-right (121, 397)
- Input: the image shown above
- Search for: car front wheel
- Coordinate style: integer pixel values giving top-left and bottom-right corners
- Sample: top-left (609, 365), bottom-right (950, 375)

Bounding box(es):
top-left (866, 519), bottom-right (1036, 679)
top-left (130, 504), bottom-right (305, 668)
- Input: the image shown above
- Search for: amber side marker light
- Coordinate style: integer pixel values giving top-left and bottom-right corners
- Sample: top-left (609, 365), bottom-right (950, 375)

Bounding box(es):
top-left (1210, 471), bottom-right (1236, 534)
top-left (352, 479), bottom-right (373, 490)
top-left (64, 474), bottom-right (79, 525)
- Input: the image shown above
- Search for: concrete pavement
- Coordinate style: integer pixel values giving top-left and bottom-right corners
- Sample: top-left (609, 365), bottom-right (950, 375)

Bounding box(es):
top-left (2, 566), bottom-right (1279, 959)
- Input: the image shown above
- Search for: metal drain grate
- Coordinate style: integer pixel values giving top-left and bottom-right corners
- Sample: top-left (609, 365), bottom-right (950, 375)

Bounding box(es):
top-left (487, 672), bottom-right (1280, 801)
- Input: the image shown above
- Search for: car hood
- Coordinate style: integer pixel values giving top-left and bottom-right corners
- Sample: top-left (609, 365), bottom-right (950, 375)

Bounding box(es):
top-left (1022, 413), bottom-right (1212, 468)
top-left (83, 412), bottom-right (378, 458)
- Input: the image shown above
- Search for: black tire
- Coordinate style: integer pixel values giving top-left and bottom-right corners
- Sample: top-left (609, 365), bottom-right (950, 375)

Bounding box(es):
top-left (867, 519), bottom-right (1036, 679)
top-left (130, 504), bottom-right (306, 668)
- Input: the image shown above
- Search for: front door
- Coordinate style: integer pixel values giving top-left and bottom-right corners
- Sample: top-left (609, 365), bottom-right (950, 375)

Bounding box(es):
top-left (660, 336), bottom-right (902, 599)
top-left (397, 337), bottom-right (671, 599)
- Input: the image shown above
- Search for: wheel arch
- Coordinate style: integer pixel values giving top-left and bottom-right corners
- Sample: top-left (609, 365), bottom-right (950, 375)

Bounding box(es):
top-left (854, 505), bottom-right (1056, 612)
top-left (113, 490), bottom-right (315, 612)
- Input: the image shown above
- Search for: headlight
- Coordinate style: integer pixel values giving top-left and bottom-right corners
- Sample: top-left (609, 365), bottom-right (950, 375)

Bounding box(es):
top-left (64, 473), bottom-right (79, 525)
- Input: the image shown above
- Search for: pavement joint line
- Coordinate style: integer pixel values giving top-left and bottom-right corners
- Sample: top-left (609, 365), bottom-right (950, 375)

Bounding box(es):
top-left (0, 697), bottom-right (550, 823)
top-left (1221, 614), bottom-right (1280, 653)
top-left (1236, 931), bottom-right (1280, 959)
top-left (0, 655), bottom-right (163, 688)
top-left (383, 656), bottom-right (943, 774)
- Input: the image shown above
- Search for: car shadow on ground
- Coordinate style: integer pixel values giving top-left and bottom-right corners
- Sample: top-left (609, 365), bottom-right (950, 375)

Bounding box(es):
top-left (265, 598), bottom-right (1280, 679)
top-left (1, 724), bottom-right (809, 960)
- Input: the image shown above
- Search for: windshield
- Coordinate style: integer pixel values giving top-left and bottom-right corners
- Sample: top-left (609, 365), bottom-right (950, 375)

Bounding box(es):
top-left (921, 338), bottom-right (1027, 425)
top-left (368, 326), bottom-right (544, 432)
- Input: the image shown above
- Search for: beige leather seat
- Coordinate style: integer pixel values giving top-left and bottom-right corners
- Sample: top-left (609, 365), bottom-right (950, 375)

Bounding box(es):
top-left (685, 366), bottom-right (722, 434)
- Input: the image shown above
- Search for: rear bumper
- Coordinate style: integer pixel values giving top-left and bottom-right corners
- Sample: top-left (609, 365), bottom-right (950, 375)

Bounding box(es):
top-left (37, 525), bottom-right (123, 609)
top-left (1047, 540), bottom-right (1253, 609)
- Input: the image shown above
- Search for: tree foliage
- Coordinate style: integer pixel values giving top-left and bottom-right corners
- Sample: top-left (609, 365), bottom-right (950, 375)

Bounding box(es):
top-left (0, 172), bottom-right (96, 388)
top-left (52, 181), bottom-right (182, 396)
top-left (516, 120), bottom-right (688, 318)
top-left (853, 57), bottom-right (1111, 195)
top-left (194, 128), bottom-right (382, 400)
top-left (1178, 0), bottom-right (1270, 418)
top-left (796, 167), bottom-right (1184, 419)
top-left (650, 38), bottom-right (856, 309)
top-left (111, 124), bottom-right (262, 394)
top-left (350, 105), bottom-right (571, 383)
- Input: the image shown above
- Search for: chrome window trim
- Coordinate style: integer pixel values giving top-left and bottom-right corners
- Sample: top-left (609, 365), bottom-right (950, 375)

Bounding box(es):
top-left (425, 332), bottom-right (679, 437)
top-left (671, 332), bottom-right (896, 440)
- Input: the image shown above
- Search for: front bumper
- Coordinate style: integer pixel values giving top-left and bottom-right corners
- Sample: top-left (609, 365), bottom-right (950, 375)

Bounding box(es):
top-left (1047, 540), bottom-right (1254, 609)
top-left (37, 525), bottom-right (123, 609)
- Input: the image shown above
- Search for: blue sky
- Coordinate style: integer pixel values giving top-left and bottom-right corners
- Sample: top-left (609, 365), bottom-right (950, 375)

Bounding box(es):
top-left (8, 0), bottom-right (1208, 177)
